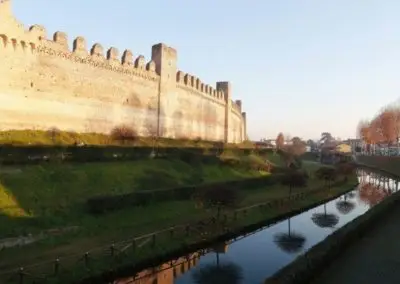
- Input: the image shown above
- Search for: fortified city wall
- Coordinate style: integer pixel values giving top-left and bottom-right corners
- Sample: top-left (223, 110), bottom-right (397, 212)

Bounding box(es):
top-left (0, 0), bottom-right (247, 143)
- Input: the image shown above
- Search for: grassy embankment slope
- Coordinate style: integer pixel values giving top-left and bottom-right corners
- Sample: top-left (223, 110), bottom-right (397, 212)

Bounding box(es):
top-left (356, 155), bottom-right (400, 176)
top-left (0, 160), bottom-right (357, 274)
top-left (0, 130), bottom-right (357, 277)
top-left (0, 129), bottom-right (244, 148)
top-left (0, 150), bottom-right (278, 236)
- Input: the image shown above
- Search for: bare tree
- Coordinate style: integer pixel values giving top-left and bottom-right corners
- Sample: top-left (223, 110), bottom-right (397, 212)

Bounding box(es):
top-left (276, 132), bottom-right (285, 149)
top-left (47, 127), bottom-right (60, 144)
top-left (110, 125), bottom-right (137, 145)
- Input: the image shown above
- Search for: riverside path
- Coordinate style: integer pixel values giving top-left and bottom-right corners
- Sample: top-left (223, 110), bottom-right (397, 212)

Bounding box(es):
top-left (311, 202), bottom-right (400, 284)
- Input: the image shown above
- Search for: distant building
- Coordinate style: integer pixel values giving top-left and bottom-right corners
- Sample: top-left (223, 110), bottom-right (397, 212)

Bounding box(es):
top-left (342, 138), bottom-right (363, 152)
top-left (261, 138), bottom-right (293, 147)
top-left (320, 141), bottom-right (352, 164)
top-left (336, 143), bottom-right (352, 154)
top-left (254, 141), bottom-right (274, 149)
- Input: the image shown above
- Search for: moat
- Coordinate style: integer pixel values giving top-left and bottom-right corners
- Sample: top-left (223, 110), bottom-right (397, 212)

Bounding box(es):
top-left (111, 169), bottom-right (396, 284)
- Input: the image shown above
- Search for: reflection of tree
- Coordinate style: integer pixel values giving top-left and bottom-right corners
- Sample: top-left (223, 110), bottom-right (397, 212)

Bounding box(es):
top-left (359, 183), bottom-right (390, 208)
top-left (311, 204), bottom-right (339, 228)
top-left (336, 195), bottom-right (356, 215)
top-left (273, 218), bottom-right (306, 254)
top-left (192, 262), bottom-right (243, 284)
top-left (345, 192), bottom-right (356, 199)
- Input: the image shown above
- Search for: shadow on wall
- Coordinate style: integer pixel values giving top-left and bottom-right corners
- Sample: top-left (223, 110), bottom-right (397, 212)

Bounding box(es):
top-left (142, 101), bottom-right (165, 140)
top-left (173, 110), bottom-right (185, 140)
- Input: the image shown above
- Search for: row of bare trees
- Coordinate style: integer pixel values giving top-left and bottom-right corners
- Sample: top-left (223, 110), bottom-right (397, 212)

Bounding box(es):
top-left (357, 105), bottom-right (400, 147)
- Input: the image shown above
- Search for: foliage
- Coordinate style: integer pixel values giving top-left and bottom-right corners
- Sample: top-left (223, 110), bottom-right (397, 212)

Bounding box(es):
top-left (110, 125), bottom-right (138, 144)
top-left (0, 145), bottom-right (276, 166)
top-left (335, 162), bottom-right (355, 181)
top-left (280, 170), bottom-right (309, 191)
top-left (291, 136), bottom-right (302, 145)
top-left (306, 139), bottom-right (317, 149)
top-left (87, 175), bottom-right (279, 214)
top-left (194, 186), bottom-right (240, 212)
top-left (320, 132), bottom-right (334, 144)
top-left (278, 138), bottom-right (306, 168)
top-left (358, 105), bottom-right (400, 146)
top-left (315, 166), bottom-right (337, 186)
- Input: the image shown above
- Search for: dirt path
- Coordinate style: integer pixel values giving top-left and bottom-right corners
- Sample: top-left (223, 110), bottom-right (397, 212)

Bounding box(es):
top-left (312, 204), bottom-right (400, 284)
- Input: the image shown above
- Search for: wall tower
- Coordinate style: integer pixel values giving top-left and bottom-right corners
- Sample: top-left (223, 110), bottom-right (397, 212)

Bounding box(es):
top-left (216, 81), bottom-right (232, 143)
top-left (151, 43), bottom-right (177, 92)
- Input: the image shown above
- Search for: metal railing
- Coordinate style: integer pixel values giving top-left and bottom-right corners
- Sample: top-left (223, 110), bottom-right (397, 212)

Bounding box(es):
top-left (0, 180), bottom-right (350, 284)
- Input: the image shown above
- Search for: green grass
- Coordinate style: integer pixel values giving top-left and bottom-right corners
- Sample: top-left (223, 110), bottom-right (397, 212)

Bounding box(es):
top-left (0, 147), bottom-right (349, 283)
top-left (0, 151), bottom-right (275, 237)
top-left (0, 162), bottom-right (347, 272)
top-left (0, 129), bottom-right (253, 148)
top-left (0, 175), bottom-right (357, 284)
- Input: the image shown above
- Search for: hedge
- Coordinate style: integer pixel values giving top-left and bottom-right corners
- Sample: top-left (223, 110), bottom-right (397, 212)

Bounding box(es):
top-left (0, 145), bottom-right (274, 165)
top-left (86, 174), bottom-right (283, 214)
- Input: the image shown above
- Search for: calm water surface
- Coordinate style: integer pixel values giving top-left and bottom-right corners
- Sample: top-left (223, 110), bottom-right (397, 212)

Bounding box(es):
top-left (114, 170), bottom-right (398, 284)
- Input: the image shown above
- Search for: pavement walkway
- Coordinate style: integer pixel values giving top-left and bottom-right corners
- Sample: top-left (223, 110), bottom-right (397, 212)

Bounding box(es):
top-left (311, 204), bottom-right (400, 284)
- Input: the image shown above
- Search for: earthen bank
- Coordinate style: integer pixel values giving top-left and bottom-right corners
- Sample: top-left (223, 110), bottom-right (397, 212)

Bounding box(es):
top-left (0, 0), bottom-right (247, 143)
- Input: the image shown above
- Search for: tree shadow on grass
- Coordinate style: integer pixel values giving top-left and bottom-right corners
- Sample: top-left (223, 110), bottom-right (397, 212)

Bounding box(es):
top-left (133, 168), bottom-right (182, 191)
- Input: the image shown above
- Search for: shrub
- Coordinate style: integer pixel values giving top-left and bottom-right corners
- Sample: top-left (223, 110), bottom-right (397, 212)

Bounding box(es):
top-left (280, 170), bottom-right (309, 193)
top-left (86, 175), bottom-right (279, 214)
top-left (193, 186), bottom-right (240, 218)
top-left (315, 166), bottom-right (338, 187)
top-left (110, 125), bottom-right (138, 144)
top-left (335, 162), bottom-right (355, 181)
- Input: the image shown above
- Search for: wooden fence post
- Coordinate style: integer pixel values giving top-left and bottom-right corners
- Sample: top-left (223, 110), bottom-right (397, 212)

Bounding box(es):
top-left (84, 252), bottom-right (89, 268)
top-left (54, 258), bottom-right (60, 275)
top-left (110, 243), bottom-right (115, 257)
top-left (18, 267), bottom-right (24, 284)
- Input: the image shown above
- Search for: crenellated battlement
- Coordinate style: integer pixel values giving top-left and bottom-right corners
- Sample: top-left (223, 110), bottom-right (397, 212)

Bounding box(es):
top-left (232, 100), bottom-right (242, 114)
top-left (0, 6), bottom-right (159, 81)
top-left (176, 70), bottom-right (226, 103)
top-left (0, 0), bottom-right (247, 143)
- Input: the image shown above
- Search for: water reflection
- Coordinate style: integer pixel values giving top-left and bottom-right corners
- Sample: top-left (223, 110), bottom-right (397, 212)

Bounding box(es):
top-left (311, 204), bottom-right (339, 229)
top-left (273, 218), bottom-right (306, 254)
top-left (113, 253), bottom-right (201, 284)
top-left (192, 244), bottom-right (243, 284)
top-left (335, 195), bottom-right (356, 215)
top-left (112, 169), bottom-right (399, 284)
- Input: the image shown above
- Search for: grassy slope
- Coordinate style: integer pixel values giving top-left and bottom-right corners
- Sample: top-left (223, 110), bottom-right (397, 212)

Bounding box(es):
top-left (0, 166), bottom-right (357, 276)
top-left (0, 130), bottom-right (254, 148)
top-left (0, 152), bottom-right (276, 237)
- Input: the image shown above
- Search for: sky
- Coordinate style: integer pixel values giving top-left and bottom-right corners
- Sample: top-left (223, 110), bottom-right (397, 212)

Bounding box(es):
top-left (11, 0), bottom-right (400, 141)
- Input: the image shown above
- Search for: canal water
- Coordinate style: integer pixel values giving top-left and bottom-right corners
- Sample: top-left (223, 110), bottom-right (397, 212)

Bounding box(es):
top-left (114, 169), bottom-right (398, 284)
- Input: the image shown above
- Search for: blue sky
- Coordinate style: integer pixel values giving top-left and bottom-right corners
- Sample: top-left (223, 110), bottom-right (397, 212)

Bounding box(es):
top-left (12, 0), bottom-right (400, 140)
